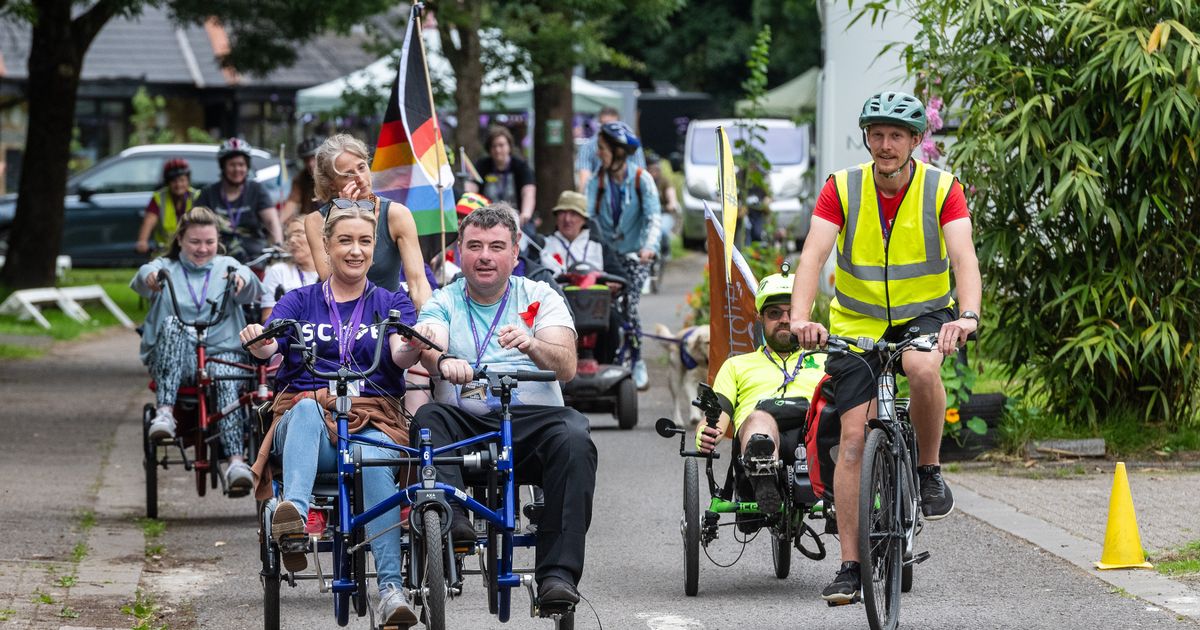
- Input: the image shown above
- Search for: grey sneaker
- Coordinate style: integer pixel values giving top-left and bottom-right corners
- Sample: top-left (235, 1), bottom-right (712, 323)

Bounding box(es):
top-left (377, 583), bottom-right (418, 627)
top-left (918, 465), bottom-right (955, 520)
top-left (225, 460), bottom-right (253, 498)
top-left (147, 408), bottom-right (176, 441)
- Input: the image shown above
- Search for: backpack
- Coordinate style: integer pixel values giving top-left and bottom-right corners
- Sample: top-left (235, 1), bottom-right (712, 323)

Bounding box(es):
top-left (804, 375), bottom-right (841, 502)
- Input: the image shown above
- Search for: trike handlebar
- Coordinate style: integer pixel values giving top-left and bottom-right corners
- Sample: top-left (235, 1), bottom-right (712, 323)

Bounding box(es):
top-left (156, 265), bottom-right (238, 330)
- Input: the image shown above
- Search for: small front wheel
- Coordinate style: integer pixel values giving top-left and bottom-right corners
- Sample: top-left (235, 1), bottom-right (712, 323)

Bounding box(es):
top-left (419, 510), bottom-right (447, 630)
top-left (683, 458), bottom-right (700, 596)
top-left (859, 428), bottom-right (902, 630)
top-left (616, 377), bottom-right (638, 430)
top-left (771, 525), bottom-right (791, 579)
top-left (142, 404), bottom-right (159, 519)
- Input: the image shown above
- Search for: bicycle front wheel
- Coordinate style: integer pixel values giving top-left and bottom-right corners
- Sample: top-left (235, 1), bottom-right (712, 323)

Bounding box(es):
top-left (420, 510), bottom-right (447, 630)
top-left (859, 427), bottom-right (902, 630)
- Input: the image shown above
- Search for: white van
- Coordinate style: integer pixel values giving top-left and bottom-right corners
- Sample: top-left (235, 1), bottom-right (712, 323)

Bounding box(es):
top-left (679, 118), bottom-right (811, 248)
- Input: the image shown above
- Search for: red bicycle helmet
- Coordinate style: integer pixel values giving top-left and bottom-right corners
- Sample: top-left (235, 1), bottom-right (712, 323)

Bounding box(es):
top-left (162, 158), bottom-right (191, 184)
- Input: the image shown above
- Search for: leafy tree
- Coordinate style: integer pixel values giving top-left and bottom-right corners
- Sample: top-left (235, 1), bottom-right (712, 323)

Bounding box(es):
top-left (861, 0), bottom-right (1200, 427)
top-left (591, 0), bottom-right (820, 110)
top-left (0, 0), bottom-right (390, 289)
top-left (490, 0), bottom-right (682, 227)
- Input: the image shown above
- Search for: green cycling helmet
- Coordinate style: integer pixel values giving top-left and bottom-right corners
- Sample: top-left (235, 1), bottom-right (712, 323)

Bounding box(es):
top-left (859, 91), bottom-right (927, 135)
top-left (755, 273), bottom-right (795, 313)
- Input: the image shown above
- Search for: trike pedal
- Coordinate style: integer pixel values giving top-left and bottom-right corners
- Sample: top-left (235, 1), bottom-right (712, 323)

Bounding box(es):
top-left (277, 534), bottom-right (309, 555)
top-left (826, 594), bottom-right (861, 607)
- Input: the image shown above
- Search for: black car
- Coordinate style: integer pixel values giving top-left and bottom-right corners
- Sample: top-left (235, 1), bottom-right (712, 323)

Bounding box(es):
top-left (0, 143), bottom-right (282, 267)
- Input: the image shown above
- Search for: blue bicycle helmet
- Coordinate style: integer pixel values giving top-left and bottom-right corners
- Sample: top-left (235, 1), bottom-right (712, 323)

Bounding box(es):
top-left (599, 121), bottom-right (641, 150)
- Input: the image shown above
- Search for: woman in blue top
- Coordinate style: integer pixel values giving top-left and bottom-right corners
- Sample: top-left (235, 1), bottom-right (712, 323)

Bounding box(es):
top-left (131, 207), bottom-right (263, 495)
top-left (241, 204), bottom-right (423, 627)
top-left (584, 121), bottom-right (662, 389)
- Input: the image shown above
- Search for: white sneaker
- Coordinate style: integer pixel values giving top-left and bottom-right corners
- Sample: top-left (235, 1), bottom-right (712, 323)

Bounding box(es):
top-left (225, 460), bottom-right (253, 498)
top-left (377, 583), bottom-right (418, 626)
top-left (147, 408), bottom-right (176, 441)
top-left (633, 359), bottom-right (649, 391)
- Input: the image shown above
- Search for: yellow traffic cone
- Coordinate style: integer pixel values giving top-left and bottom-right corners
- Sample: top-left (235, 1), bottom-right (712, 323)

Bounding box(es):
top-left (1095, 462), bottom-right (1153, 570)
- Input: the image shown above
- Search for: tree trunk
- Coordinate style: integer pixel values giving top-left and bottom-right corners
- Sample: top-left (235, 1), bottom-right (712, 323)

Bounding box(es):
top-left (436, 1), bottom-right (483, 163)
top-left (532, 68), bottom-right (573, 232)
top-left (2, 1), bottom-right (115, 288)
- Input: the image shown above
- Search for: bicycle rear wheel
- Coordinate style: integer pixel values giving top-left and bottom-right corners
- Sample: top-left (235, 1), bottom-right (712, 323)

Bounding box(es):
top-left (859, 427), bottom-right (902, 630)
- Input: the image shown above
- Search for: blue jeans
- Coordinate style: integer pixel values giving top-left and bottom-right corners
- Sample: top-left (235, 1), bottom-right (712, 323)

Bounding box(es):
top-left (272, 398), bottom-right (404, 589)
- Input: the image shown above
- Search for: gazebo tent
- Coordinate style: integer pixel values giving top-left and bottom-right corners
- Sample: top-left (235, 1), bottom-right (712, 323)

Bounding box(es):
top-left (735, 67), bottom-right (819, 118)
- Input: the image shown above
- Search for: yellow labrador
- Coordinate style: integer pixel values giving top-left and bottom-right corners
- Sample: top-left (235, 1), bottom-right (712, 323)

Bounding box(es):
top-left (653, 323), bottom-right (711, 428)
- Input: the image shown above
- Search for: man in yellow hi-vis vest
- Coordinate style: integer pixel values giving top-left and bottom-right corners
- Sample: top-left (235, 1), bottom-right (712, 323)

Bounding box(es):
top-left (789, 91), bottom-right (982, 604)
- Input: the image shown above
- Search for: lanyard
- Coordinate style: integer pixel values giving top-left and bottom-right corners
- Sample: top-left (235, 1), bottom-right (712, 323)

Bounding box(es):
top-left (322, 279), bottom-right (371, 366)
top-left (875, 161), bottom-right (912, 242)
top-left (465, 280), bottom-right (512, 369)
top-left (762, 346), bottom-right (804, 394)
top-left (220, 185), bottom-right (246, 229)
top-left (184, 268), bottom-right (212, 311)
top-left (553, 234), bottom-right (592, 267)
top-left (296, 267), bottom-right (310, 286)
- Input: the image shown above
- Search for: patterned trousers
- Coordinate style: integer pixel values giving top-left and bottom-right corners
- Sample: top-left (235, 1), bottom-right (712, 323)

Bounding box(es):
top-left (619, 257), bottom-right (651, 364)
top-left (147, 316), bottom-right (248, 458)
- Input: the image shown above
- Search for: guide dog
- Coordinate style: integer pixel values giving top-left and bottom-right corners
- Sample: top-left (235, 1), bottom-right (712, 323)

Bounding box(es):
top-left (653, 323), bottom-right (711, 428)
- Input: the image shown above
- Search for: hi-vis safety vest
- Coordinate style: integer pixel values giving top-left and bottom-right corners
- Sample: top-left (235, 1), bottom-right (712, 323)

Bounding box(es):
top-left (829, 160), bottom-right (956, 340)
top-left (151, 187), bottom-right (198, 242)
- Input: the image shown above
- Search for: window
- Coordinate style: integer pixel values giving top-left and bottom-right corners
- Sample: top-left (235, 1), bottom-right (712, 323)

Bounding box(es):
top-left (690, 125), bottom-right (808, 166)
top-left (77, 156), bottom-right (163, 194)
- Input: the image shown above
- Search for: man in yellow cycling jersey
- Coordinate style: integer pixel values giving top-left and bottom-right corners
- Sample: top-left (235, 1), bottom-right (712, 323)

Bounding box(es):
top-left (696, 272), bottom-right (826, 529)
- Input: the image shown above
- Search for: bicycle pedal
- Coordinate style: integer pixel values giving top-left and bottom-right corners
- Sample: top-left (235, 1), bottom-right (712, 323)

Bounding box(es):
top-left (909, 550), bottom-right (931, 565)
top-left (537, 602), bottom-right (576, 618)
top-left (825, 594), bottom-right (861, 607)
top-left (523, 502), bottom-right (543, 523)
top-left (277, 534), bottom-right (310, 555)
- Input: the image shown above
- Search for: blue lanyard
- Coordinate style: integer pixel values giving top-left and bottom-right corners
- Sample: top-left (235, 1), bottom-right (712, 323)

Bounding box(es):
top-left (322, 279), bottom-right (372, 366)
top-left (184, 268), bottom-right (212, 311)
top-left (762, 346), bottom-right (804, 394)
top-left (465, 280), bottom-right (512, 369)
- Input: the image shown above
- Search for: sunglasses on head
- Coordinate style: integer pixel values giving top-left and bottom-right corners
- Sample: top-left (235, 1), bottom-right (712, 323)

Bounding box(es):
top-left (331, 198), bottom-right (375, 211)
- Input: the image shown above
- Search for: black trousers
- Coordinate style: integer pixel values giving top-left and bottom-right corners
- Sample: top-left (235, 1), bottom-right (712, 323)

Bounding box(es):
top-left (411, 403), bottom-right (597, 585)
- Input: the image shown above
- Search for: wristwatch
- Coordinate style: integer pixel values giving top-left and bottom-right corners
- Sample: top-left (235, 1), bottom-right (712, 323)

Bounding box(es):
top-left (960, 310), bottom-right (980, 323)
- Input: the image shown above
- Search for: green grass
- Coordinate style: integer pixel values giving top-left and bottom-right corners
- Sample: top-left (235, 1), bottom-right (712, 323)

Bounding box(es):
top-left (0, 267), bottom-right (146, 340)
top-left (0, 343), bottom-right (42, 359)
top-left (0, 609), bottom-right (14, 621)
top-left (78, 510), bottom-right (96, 531)
top-left (1155, 540), bottom-right (1200, 577)
top-left (137, 517), bottom-right (165, 539)
top-left (70, 542), bottom-right (88, 563)
top-left (31, 590), bottom-right (53, 605)
top-left (122, 590), bottom-right (165, 630)
top-left (57, 606), bottom-right (79, 619)
top-left (54, 575), bottom-right (77, 588)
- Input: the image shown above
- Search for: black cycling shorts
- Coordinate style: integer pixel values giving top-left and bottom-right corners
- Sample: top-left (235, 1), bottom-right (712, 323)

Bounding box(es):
top-left (825, 307), bottom-right (956, 417)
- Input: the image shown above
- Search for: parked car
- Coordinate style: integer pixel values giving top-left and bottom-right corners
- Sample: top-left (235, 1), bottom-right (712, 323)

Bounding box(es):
top-left (679, 119), bottom-right (811, 249)
top-left (0, 143), bottom-right (281, 267)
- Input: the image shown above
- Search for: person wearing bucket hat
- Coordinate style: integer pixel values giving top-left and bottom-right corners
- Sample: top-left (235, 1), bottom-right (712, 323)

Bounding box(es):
top-left (788, 90), bottom-right (982, 604)
top-left (540, 191), bottom-right (623, 279)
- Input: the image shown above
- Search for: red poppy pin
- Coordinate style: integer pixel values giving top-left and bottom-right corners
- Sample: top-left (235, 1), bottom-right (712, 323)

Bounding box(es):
top-left (519, 301), bottom-right (540, 328)
top-left (553, 253), bottom-right (564, 265)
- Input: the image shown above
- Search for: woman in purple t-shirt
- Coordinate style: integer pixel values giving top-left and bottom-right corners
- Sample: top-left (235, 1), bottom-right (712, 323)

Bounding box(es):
top-left (240, 205), bottom-right (425, 626)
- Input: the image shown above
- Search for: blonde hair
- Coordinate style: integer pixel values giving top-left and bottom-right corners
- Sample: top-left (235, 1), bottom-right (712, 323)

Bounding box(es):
top-left (168, 207), bottom-right (227, 259)
top-left (323, 206), bottom-right (378, 241)
top-left (314, 134), bottom-right (372, 202)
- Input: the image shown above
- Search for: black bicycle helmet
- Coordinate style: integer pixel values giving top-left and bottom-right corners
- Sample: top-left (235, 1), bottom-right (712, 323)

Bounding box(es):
top-left (217, 137), bottom-right (253, 167)
top-left (599, 121), bottom-right (641, 150)
top-left (297, 136), bottom-right (323, 159)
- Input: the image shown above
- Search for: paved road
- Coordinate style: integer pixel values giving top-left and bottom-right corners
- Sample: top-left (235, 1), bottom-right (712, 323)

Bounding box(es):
top-left (1, 255), bottom-right (1196, 629)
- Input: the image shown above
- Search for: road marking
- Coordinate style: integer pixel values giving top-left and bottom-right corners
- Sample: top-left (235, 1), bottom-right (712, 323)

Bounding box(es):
top-left (954, 484), bottom-right (1200, 624)
top-left (637, 611), bottom-right (706, 629)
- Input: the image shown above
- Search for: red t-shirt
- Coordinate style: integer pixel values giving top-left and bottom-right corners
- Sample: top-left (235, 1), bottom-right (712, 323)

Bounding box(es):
top-left (812, 168), bottom-right (969, 231)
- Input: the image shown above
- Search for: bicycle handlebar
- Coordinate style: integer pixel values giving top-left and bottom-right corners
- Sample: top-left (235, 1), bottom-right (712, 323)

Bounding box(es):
top-left (473, 366), bottom-right (558, 383)
top-left (156, 266), bottom-right (238, 329)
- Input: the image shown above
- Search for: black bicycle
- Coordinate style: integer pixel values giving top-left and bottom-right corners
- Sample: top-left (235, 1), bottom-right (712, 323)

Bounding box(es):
top-left (821, 332), bottom-right (937, 630)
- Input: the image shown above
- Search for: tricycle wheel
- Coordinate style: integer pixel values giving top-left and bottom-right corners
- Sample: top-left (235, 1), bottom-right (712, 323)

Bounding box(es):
top-left (616, 377), bottom-right (638, 430)
top-left (419, 510), bottom-right (447, 630)
top-left (771, 527), bottom-right (791, 579)
top-left (683, 458), bottom-right (700, 596)
top-left (142, 404), bottom-right (158, 519)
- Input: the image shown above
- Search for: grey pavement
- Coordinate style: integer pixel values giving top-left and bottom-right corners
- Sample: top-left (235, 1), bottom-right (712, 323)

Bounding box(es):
top-left (1, 252), bottom-right (1199, 629)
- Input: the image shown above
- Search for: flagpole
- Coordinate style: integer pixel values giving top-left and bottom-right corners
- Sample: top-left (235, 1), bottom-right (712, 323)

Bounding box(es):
top-left (413, 0), bottom-right (451, 284)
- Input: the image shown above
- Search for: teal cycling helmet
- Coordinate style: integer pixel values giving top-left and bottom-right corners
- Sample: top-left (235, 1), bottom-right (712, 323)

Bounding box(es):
top-left (859, 91), bottom-right (927, 135)
top-left (755, 272), bottom-right (795, 313)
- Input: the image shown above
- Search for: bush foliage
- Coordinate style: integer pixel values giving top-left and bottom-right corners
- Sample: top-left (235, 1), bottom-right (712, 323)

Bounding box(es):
top-left (859, 0), bottom-right (1200, 426)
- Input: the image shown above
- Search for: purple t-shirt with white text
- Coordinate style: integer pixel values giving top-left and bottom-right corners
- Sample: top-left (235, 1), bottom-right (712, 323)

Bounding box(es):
top-left (267, 283), bottom-right (416, 397)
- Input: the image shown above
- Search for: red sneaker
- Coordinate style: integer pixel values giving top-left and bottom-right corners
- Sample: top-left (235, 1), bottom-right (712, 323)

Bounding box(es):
top-left (305, 509), bottom-right (327, 536)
